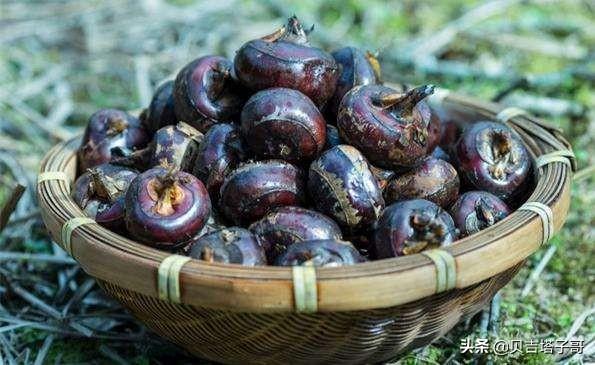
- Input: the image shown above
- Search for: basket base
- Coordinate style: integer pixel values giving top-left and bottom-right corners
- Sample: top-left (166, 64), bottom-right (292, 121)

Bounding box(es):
top-left (97, 262), bottom-right (523, 365)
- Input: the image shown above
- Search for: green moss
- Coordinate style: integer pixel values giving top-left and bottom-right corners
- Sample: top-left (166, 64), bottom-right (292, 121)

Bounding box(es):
top-left (19, 328), bottom-right (48, 344)
top-left (44, 339), bottom-right (101, 363)
top-left (514, 351), bottom-right (555, 365)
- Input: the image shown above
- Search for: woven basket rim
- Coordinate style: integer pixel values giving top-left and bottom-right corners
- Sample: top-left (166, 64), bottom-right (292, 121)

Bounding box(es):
top-left (37, 89), bottom-right (573, 312)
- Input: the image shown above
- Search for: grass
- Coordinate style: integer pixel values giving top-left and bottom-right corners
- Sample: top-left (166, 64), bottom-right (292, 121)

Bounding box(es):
top-left (0, 0), bottom-right (593, 363)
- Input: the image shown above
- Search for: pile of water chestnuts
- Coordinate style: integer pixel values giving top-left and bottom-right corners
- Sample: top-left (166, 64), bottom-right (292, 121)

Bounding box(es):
top-left (74, 16), bottom-right (532, 268)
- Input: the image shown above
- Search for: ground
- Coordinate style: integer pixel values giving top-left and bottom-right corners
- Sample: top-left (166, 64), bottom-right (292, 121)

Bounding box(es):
top-left (0, 0), bottom-right (593, 364)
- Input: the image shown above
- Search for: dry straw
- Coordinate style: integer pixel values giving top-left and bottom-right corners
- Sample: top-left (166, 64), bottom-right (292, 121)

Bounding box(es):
top-left (37, 89), bottom-right (574, 364)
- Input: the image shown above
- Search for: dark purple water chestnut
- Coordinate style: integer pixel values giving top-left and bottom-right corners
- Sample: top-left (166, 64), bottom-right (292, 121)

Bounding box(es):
top-left (370, 164), bottom-right (395, 192)
top-left (431, 146), bottom-right (452, 164)
top-left (73, 164), bottom-right (138, 230)
top-left (427, 113), bottom-right (441, 153)
top-left (440, 118), bottom-right (461, 152)
top-left (193, 213), bottom-right (227, 240)
top-left (343, 232), bottom-right (374, 258)
top-left (113, 122), bottom-right (203, 172)
top-left (249, 206), bottom-right (342, 262)
top-left (173, 55), bottom-right (246, 133)
top-left (337, 84), bottom-right (435, 169)
top-left (325, 124), bottom-right (342, 150)
top-left (308, 145), bottom-right (384, 232)
top-left (109, 145), bottom-right (151, 171)
top-left (219, 160), bottom-right (306, 226)
top-left (234, 16), bottom-right (339, 107)
top-left (325, 47), bottom-right (380, 120)
top-left (241, 88), bottom-right (326, 163)
top-left (455, 121), bottom-right (530, 201)
top-left (125, 167), bottom-right (211, 249)
top-left (145, 80), bottom-right (177, 134)
top-left (149, 122), bottom-right (204, 172)
top-left (449, 191), bottom-right (511, 237)
top-left (384, 157), bottom-right (460, 209)
top-left (374, 199), bottom-right (458, 258)
top-left (274, 239), bottom-right (365, 267)
top-left (194, 123), bottom-right (246, 201)
top-left (187, 227), bottom-right (266, 266)
top-left (78, 109), bottom-right (149, 171)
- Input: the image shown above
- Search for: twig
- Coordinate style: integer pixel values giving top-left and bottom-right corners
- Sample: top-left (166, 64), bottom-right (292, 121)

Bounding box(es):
top-left (3, 209), bottom-right (40, 228)
top-left (521, 244), bottom-right (558, 297)
top-left (488, 292), bottom-right (501, 337)
top-left (54, 267), bottom-right (81, 304)
top-left (4, 66), bottom-right (67, 101)
top-left (0, 184), bottom-right (25, 234)
top-left (0, 334), bottom-right (17, 365)
top-left (0, 333), bottom-right (18, 358)
top-left (443, 352), bottom-right (458, 365)
top-left (563, 306), bottom-right (595, 342)
top-left (99, 345), bottom-right (130, 365)
top-left (0, 324), bottom-right (28, 334)
top-left (479, 307), bottom-right (490, 339)
top-left (44, 82), bottom-right (74, 128)
top-left (502, 93), bottom-right (586, 118)
top-left (399, 56), bottom-right (517, 82)
top-left (0, 99), bottom-right (70, 142)
top-left (19, 348), bottom-right (31, 365)
top-left (492, 78), bottom-right (528, 102)
top-left (489, 14), bottom-right (595, 37)
top-left (406, 0), bottom-right (522, 60)
top-left (0, 252), bottom-right (76, 265)
top-left (476, 293), bottom-right (502, 365)
top-left (134, 56), bottom-right (152, 108)
top-left (66, 320), bottom-right (94, 338)
top-left (62, 279), bottom-right (95, 316)
top-left (574, 164), bottom-right (595, 181)
top-left (0, 317), bottom-right (144, 342)
top-left (7, 280), bottom-right (93, 337)
top-left (0, 136), bottom-right (31, 154)
top-left (463, 30), bottom-right (588, 60)
top-left (0, 151), bottom-right (35, 206)
top-left (7, 281), bottom-right (62, 319)
top-left (33, 334), bottom-right (54, 365)
top-left (0, 2), bottom-right (119, 43)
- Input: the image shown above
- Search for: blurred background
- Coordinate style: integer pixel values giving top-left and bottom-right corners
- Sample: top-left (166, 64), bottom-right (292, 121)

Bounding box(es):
top-left (0, 0), bottom-right (593, 363)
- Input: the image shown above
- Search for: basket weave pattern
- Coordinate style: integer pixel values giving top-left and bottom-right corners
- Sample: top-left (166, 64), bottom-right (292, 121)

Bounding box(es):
top-left (100, 263), bottom-right (521, 364)
top-left (37, 90), bottom-right (573, 364)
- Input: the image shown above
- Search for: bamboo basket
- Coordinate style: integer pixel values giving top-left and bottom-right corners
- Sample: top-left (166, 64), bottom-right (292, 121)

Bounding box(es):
top-left (37, 89), bottom-right (574, 364)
